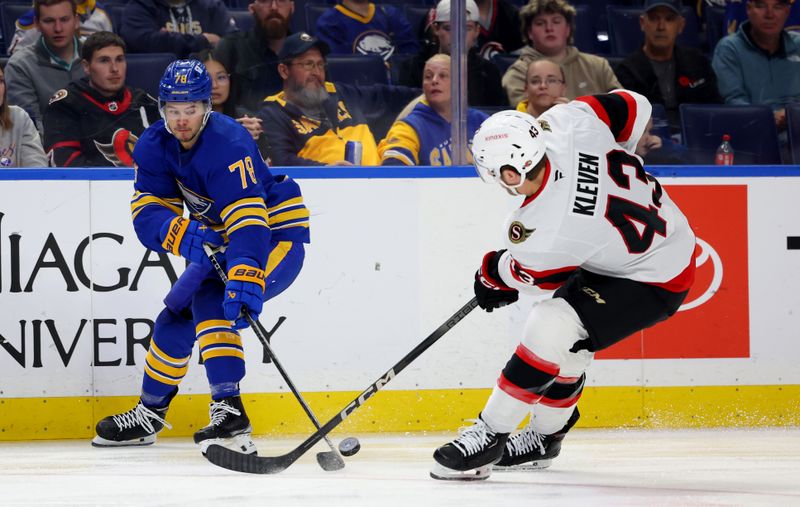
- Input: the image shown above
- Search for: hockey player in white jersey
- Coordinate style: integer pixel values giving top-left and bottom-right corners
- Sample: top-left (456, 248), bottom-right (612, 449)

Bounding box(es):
top-left (431, 90), bottom-right (696, 481)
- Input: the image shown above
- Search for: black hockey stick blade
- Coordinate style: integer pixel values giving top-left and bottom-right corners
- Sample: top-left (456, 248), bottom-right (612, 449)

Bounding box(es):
top-left (316, 451), bottom-right (345, 471)
top-left (204, 297), bottom-right (479, 474)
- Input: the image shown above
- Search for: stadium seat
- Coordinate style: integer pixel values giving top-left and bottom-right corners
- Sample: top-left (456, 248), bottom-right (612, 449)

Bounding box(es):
top-left (403, 5), bottom-right (432, 39)
top-left (786, 102), bottom-right (800, 164)
top-left (105, 3), bottom-right (125, 35)
top-left (679, 104), bottom-right (782, 165)
top-left (326, 54), bottom-right (387, 86)
top-left (705, 6), bottom-right (726, 54)
top-left (125, 53), bottom-right (178, 98)
top-left (573, 4), bottom-right (599, 54)
top-left (607, 5), bottom-right (700, 56)
top-left (1, 2), bottom-right (31, 56)
top-left (305, 3), bottom-right (331, 35)
top-left (490, 53), bottom-right (517, 76)
top-left (229, 9), bottom-right (254, 32)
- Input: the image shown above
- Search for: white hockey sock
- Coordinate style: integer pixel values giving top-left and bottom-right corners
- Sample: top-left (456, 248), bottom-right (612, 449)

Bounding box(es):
top-left (481, 384), bottom-right (532, 434)
top-left (531, 402), bottom-right (576, 435)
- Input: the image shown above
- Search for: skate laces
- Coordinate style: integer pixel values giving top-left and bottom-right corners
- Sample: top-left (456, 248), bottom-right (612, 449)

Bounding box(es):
top-left (451, 419), bottom-right (494, 457)
top-left (208, 400), bottom-right (241, 426)
top-left (112, 403), bottom-right (172, 433)
top-left (506, 425), bottom-right (546, 457)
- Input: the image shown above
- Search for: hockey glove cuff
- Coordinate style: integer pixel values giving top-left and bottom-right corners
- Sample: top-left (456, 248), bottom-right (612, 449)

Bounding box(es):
top-left (223, 259), bottom-right (266, 329)
top-left (474, 250), bottom-right (519, 312)
top-left (160, 217), bottom-right (224, 266)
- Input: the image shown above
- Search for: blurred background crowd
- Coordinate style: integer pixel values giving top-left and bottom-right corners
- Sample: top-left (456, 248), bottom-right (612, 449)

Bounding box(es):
top-left (0, 0), bottom-right (797, 168)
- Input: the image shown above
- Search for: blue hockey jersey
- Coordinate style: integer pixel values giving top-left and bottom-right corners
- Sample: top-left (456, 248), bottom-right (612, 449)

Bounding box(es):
top-left (315, 3), bottom-right (419, 61)
top-left (130, 113), bottom-right (309, 270)
top-left (378, 101), bottom-right (488, 166)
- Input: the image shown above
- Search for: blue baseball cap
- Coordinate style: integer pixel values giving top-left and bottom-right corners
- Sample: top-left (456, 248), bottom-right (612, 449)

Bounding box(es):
top-left (279, 32), bottom-right (330, 61)
top-left (644, 0), bottom-right (682, 14)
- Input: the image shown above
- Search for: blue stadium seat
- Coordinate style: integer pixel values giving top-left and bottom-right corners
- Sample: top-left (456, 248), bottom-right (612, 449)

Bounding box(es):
top-left (491, 53), bottom-right (517, 76)
top-left (679, 104), bottom-right (781, 165)
top-left (786, 102), bottom-right (800, 164)
top-left (1, 3), bottom-right (31, 56)
top-left (404, 5), bottom-right (432, 38)
top-left (229, 9), bottom-right (254, 32)
top-left (305, 2), bottom-right (331, 35)
top-left (573, 4), bottom-right (599, 54)
top-left (125, 53), bottom-right (177, 98)
top-left (292, 0), bottom-right (335, 35)
top-left (105, 3), bottom-right (125, 35)
top-left (705, 6), bottom-right (726, 54)
top-left (326, 54), bottom-right (387, 86)
top-left (607, 5), bottom-right (700, 56)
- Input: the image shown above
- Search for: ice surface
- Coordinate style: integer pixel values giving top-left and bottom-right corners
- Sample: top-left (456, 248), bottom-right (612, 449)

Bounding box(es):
top-left (1, 428), bottom-right (798, 507)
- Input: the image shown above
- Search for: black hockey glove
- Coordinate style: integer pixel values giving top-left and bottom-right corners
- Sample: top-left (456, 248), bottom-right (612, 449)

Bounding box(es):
top-left (474, 250), bottom-right (519, 312)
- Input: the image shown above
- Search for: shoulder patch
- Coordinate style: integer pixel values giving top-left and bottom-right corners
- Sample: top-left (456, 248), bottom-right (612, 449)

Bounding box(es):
top-left (49, 89), bottom-right (68, 104)
top-left (537, 119), bottom-right (551, 132)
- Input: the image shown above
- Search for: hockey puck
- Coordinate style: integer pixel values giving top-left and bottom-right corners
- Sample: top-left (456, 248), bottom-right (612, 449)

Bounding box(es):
top-left (338, 437), bottom-right (361, 457)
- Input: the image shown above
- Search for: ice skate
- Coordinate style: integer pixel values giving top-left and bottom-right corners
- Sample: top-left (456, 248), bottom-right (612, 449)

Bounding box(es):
top-left (430, 416), bottom-right (509, 481)
top-left (92, 400), bottom-right (172, 447)
top-left (494, 407), bottom-right (580, 471)
top-left (194, 395), bottom-right (256, 455)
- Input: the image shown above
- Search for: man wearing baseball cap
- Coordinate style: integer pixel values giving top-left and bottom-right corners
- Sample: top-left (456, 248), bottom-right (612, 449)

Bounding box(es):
top-left (257, 32), bottom-right (418, 166)
top-left (616, 0), bottom-right (722, 134)
top-left (395, 0), bottom-right (506, 109)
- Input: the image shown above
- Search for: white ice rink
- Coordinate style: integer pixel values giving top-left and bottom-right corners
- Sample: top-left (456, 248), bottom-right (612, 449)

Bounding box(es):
top-left (2, 428), bottom-right (799, 507)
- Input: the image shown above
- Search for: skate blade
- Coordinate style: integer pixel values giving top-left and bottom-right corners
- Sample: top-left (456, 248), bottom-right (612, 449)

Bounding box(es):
top-left (91, 434), bottom-right (156, 447)
top-left (199, 434), bottom-right (257, 456)
top-left (493, 458), bottom-right (552, 472)
top-left (429, 462), bottom-right (492, 481)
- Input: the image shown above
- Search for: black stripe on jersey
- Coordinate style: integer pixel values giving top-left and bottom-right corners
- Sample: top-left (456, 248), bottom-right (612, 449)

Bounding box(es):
top-left (576, 92), bottom-right (637, 143)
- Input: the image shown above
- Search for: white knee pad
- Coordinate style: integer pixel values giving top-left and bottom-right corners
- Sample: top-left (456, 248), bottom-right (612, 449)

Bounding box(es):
top-left (522, 298), bottom-right (594, 377)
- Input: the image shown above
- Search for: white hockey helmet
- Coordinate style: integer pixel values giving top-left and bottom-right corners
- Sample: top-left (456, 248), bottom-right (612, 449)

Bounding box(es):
top-left (471, 110), bottom-right (547, 191)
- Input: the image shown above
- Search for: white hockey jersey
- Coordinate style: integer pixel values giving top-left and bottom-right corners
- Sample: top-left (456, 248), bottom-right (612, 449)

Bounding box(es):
top-left (496, 90), bottom-right (696, 294)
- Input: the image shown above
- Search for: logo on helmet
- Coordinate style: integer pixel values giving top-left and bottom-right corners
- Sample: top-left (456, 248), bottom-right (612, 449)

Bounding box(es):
top-left (484, 133), bottom-right (508, 141)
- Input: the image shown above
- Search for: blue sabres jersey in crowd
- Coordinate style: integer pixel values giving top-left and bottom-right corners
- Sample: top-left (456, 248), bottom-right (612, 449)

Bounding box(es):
top-left (130, 113), bottom-right (309, 270)
top-left (378, 101), bottom-right (488, 166)
top-left (724, 0), bottom-right (800, 33)
top-left (315, 3), bottom-right (419, 61)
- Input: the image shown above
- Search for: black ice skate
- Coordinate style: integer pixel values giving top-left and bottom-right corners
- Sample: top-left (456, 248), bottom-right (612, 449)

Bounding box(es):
top-left (494, 407), bottom-right (580, 471)
top-left (194, 395), bottom-right (256, 455)
top-left (430, 416), bottom-right (509, 481)
top-left (92, 401), bottom-right (172, 447)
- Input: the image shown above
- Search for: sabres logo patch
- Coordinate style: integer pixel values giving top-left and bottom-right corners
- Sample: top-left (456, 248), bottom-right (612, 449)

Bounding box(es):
top-left (508, 221), bottom-right (535, 244)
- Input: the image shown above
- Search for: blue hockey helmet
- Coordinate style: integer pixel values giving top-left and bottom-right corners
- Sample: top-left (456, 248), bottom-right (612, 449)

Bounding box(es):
top-left (158, 59), bottom-right (213, 136)
top-left (159, 59), bottom-right (212, 103)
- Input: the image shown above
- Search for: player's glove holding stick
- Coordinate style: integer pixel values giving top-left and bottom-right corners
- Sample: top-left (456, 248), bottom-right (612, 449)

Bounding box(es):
top-left (224, 259), bottom-right (266, 329)
top-left (160, 216), bottom-right (224, 267)
top-left (474, 249), bottom-right (519, 312)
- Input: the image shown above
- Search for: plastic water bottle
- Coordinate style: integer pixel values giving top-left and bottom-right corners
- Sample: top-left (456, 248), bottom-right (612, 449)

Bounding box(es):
top-left (715, 134), bottom-right (734, 166)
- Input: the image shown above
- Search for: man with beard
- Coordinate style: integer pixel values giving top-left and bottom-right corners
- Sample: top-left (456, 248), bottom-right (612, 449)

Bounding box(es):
top-left (43, 31), bottom-right (160, 166)
top-left (258, 32), bottom-right (419, 166)
top-left (213, 0), bottom-right (294, 112)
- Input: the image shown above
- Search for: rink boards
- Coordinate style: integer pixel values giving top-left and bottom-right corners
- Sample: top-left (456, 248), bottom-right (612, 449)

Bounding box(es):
top-left (0, 166), bottom-right (798, 440)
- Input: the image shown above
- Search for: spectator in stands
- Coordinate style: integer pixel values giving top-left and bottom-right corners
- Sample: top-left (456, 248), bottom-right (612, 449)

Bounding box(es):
top-left (616, 0), bottom-right (722, 134)
top-left (716, 0), bottom-right (800, 34)
top-left (315, 0), bottom-right (419, 62)
top-left (213, 0), bottom-right (292, 113)
top-left (0, 65), bottom-right (48, 168)
top-left (120, 0), bottom-right (235, 58)
top-left (8, 0), bottom-right (113, 55)
top-left (473, 0), bottom-right (525, 58)
top-left (5, 0), bottom-right (86, 132)
top-left (42, 32), bottom-right (160, 167)
top-left (378, 54), bottom-right (488, 166)
top-left (502, 0), bottom-right (620, 108)
top-left (257, 32), bottom-right (418, 166)
top-left (516, 59), bottom-right (568, 118)
top-left (712, 0), bottom-right (800, 129)
top-left (396, 0), bottom-right (506, 109)
top-left (193, 49), bottom-right (269, 155)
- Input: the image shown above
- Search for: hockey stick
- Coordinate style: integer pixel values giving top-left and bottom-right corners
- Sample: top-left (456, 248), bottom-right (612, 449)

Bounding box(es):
top-left (204, 296), bottom-right (480, 474)
top-left (203, 244), bottom-right (345, 472)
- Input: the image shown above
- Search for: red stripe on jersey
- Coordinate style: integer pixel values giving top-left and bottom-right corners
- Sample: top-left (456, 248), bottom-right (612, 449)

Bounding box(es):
top-left (522, 159), bottom-right (552, 207)
top-left (80, 88), bottom-right (132, 115)
top-left (497, 373), bottom-right (545, 404)
top-left (613, 91), bottom-right (637, 143)
top-left (51, 141), bottom-right (81, 149)
top-left (555, 375), bottom-right (582, 383)
top-left (647, 246), bottom-right (697, 293)
top-left (63, 150), bottom-right (82, 167)
top-left (540, 390), bottom-right (582, 408)
top-left (514, 344), bottom-right (560, 376)
top-left (575, 96), bottom-right (611, 130)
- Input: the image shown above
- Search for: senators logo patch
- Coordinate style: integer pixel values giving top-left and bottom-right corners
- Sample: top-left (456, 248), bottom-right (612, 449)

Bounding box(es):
top-left (95, 128), bottom-right (138, 167)
top-left (508, 221), bottom-right (535, 244)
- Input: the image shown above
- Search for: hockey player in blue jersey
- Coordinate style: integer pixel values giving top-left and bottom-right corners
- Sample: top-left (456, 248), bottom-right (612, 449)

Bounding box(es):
top-left (92, 59), bottom-right (310, 454)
